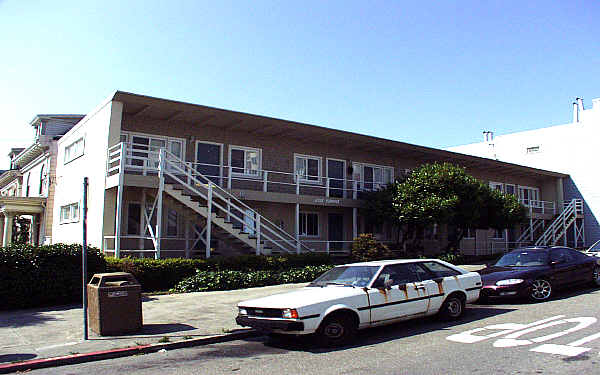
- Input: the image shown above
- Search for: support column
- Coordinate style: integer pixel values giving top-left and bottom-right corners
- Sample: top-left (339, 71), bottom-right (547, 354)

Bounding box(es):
top-left (206, 183), bottom-right (212, 259)
top-left (295, 203), bottom-right (300, 254)
top-left (31, 215), bottom-right (38, 246)
top-left (352, 208), bottom-right (358, 240)
top-left (0, 214), bottom-right (4, 247)
top-left (3, 213), bottom-right (14, 246)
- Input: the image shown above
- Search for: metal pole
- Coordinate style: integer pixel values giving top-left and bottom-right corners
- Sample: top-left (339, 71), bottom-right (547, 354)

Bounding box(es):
top-left (82, 177), bottom-right (88, 340)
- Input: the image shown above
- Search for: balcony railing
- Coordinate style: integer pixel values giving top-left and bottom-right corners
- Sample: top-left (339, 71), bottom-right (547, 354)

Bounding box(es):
top-left (519, 199), bottom-right (556, 215)
top-left (107, 142), bottom-right (387, 200)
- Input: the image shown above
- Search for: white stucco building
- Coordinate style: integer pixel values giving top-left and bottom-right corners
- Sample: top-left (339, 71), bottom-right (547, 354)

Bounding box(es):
top-left (449, 97), bottom-right (600, 247)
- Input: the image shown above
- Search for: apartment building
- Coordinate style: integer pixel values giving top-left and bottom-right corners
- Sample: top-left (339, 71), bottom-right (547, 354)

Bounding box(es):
top-left (32, 91), bottom-right (566, 259)
top-left (450, 97), bottom-right (600, 247)
top-left (0, 115), bottom-right (84, 246)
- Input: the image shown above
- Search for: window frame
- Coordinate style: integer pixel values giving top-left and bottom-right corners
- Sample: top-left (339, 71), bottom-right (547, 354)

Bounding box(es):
top-left (229, 145), bottom-right (262, 178)
top-left (64, 137), bottom-right (85, 164)
top-left (166, 208), bottom-right (179, 237)
top-left (121, 131), bottom-right (186, 171)
top-left (59, 202), bottom-right (80, 224)
top-left (299, 211), bottom-right (320, 237)
top-left (294, 154), bottom-right (323, 185)
top-left (353, 162), bottom-right (394, 191)
top-left (126, 202), bottom-right (142, 236)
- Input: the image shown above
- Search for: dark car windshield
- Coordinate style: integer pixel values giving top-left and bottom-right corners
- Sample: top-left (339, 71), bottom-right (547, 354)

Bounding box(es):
top-left (309, 266), bottom-right (380, 287)
top-left (495, 251), bottom-right (549, 267)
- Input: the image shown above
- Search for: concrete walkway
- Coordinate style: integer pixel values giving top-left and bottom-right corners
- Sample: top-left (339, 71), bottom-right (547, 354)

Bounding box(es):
top-left (0, 264), bottom-right (486, 372)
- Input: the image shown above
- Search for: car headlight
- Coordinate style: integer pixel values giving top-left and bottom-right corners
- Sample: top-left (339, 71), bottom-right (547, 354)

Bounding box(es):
top-left (238, 307), bottom-right (248, 315)
top-left (496, 279), bottom-right (524, 286)
top-left (282, 308), bottom-right (299, 319)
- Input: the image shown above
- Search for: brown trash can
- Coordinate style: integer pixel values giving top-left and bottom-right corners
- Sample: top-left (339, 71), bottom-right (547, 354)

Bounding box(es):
top-left (87, 272), bottom-right (143, 336)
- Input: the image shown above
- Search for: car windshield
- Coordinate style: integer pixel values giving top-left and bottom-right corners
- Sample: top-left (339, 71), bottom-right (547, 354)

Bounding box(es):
top-left (308, 266), bottom-right (380, 287)
top-left (495, 251), bottom-right (549, 267)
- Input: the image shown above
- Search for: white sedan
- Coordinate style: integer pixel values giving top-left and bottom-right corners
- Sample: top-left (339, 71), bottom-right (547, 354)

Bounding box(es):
top-left (236, 259), bottom-right (482, 346)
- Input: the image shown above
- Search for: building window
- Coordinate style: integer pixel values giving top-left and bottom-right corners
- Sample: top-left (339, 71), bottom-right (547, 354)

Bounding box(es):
top-left (60, 202), bottom-right (80, 223)
top-left (492, 229), bottom-right (505, 239)
top-left (121, 132), bottom-right (185, 170)
top-left (230, 146), bottom-right (261, 177)
top-left (489, 182), bottom-right (504, 192)
top-left (25, 173), bottom-right (30, 197)
top-left (295, 154), bottom-right (321, 183)
top-left (353, 163), bottom-right (394, 191)
top-left (526, 146), bottom-right (540, 154)
top-left (299, 212), bottom-right (319, 237)
top-left (505, 184), bottom-right (516, 196)
top-left (39, 164), bottom-right (46, 196)
top-left (64, 137), bottom-right (85, 163)
top-left (463, 228), bottom-right (475, 239)
top-left (166, 209), bottom-right (178, 237)
top-left (127, 203), bottom-right (141, 235)
top-left (518, 186), bottom-right (540, 205)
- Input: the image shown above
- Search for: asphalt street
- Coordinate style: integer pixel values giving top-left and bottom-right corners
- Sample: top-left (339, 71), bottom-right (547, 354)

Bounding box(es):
top-left (33, 285), bottom-right (600, 375)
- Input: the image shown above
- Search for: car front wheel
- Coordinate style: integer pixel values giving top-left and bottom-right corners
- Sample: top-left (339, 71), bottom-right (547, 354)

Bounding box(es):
top-left (529, 279), bottom-right (552, 301)
top-left (317, 313), bottom-right (356, 347)
top-left (592, 266), bottom-right (600, 287)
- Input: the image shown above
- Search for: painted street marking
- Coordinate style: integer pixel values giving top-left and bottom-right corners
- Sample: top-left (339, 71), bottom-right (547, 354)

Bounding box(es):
top-left (447, 315), bottom-right (600, 357)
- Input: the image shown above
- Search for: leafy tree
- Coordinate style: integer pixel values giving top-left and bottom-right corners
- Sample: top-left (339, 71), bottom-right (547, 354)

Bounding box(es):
top-left (362, 163), bottom-right (527, 252)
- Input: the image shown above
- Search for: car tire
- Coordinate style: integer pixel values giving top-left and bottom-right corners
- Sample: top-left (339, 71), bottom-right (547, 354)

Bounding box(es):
top-left (529, 278), bottom-right (553, 302)
top-left (438, 295), bottom-right (465, 320)
top-left (592, 266), bottom-right (600, 287)
top-left (317, 313), bottom-right (357, 347)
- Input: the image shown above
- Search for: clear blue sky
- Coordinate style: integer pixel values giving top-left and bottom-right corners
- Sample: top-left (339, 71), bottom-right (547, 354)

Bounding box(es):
top-left (1, 1), bottom-right (598, 169)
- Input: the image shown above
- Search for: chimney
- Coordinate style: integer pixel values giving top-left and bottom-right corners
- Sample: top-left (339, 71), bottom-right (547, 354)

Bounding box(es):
top-left (573, 102), bottom-right (579, 123)
top-left (577, 97), bottom-right (584, 111)
top-left (483, 131), bottom-right (494, 143)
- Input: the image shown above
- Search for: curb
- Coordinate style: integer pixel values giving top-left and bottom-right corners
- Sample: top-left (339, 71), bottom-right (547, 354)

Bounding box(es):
top-left (0, 329), bottom-right (260, 374)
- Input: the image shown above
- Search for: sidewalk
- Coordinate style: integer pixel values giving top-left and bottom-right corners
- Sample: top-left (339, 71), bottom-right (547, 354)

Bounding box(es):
top-left (0, 264), bottom-right (486, 372)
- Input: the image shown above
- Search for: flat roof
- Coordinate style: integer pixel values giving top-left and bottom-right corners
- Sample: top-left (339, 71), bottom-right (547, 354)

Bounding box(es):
top-left (111, 90), bottom-right (568, 179)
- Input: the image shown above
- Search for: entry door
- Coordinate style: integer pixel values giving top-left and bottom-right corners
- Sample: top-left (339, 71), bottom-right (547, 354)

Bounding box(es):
top-left (327, 159), bottom-right (345, 198)
top-left (196, 142), bottom-right (222, 185)
top-left (328, 213), bottom-right (344, 251)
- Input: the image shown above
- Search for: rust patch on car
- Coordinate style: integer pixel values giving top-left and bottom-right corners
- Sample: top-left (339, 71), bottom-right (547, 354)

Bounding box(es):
top-left (398, 283), bottom-right (408, 298)
top-left (378, 288), bottom-right (389, 302)
top-left (433, 277), bottom-right (444, 294)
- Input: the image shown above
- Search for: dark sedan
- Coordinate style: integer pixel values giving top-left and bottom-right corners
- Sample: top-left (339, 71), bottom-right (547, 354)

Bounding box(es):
top-left (479, 246), bottom-right (600, 302)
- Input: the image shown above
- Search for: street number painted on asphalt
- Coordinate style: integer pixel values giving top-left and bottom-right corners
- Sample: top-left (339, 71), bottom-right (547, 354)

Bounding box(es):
top-left (447, 315), bottom-right (600, 357)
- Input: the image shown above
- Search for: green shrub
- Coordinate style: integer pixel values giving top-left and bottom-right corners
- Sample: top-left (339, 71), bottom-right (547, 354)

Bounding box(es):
top-left (107, 253), bottom-right (332, 292)
top-left (350, 234), bottom-right (394, 262)
top-left (170, 265), bottom-right (333, 293)
top-left (437, 252), bottom-right (466, 265)
top-left (0, 243), bottom-right (106, 310)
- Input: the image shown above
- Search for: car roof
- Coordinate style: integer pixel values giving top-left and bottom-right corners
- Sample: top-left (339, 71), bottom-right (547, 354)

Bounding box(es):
top-left (338, 259), bottom-right (443, 267)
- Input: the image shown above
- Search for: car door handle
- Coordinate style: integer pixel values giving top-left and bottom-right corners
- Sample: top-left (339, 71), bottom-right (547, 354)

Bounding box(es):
top-left (414, 284), bottom-right (426, 290)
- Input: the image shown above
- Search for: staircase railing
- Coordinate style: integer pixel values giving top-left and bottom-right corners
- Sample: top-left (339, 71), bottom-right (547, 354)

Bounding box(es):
top-left (516, 218), bottom-right (543, 245)
top-left (158, 148), bottom-right (313, 255)
top-left (535, 199), bottom-right (580, 246)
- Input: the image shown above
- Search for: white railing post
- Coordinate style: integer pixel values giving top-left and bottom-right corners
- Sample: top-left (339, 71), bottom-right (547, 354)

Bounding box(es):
top-left (206, 183), bottom-right (213, 259)
top-left (187, 162), bottom-right (192, 185)
top-left (296, 174), bottom-right (300, 195)
top-left (326, 178), bottom-right (330, 197)
top-left (156, 148), bottom-right (165, 259)
top-left (228, 165), bottom-right (232, 190)
top-left (256, 214), bottom-right (261, 255)
top-left (326, 241), bottom-right (330, 254)
top-left (353, 181), bottom-right (357, 200)
top-left (226, 198), bottom-right (231, 222)
top-left (295, 203), bottom-right (300, 254)
top-left (263, 171), bottom-right (268, 192)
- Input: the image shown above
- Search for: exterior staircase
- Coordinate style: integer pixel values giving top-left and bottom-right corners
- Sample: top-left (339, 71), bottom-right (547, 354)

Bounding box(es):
top-left (534, 199), bottom-right (583, 247)
top-left (158, 149), bottom-right (312, 256)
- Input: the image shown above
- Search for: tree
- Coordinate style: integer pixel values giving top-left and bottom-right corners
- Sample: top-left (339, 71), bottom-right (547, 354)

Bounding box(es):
top-left (362, 163), bottom-right (527, 252)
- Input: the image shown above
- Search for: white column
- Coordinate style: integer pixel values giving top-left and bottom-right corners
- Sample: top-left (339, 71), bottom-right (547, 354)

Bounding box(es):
top-left (256, 214), bottom-right (261, 255)
top-left (115, 142), bottom-right (126, 258)
top-left (185, 219), bottom-right (190, 259)
top-left (0, 214), bottom-right (4, 247)
top-left (31, 215), bottom-right (38, 246)
top-left (3, 213), bottom-right (14, 246)
top-left (156, 149), bottom-right (165, 259)
top-left (295, 203), bottom-right (300, 254)
top-left (352, 208), bottom-right (358, 240)
top-left (206, 183), bottom-right (212, 258)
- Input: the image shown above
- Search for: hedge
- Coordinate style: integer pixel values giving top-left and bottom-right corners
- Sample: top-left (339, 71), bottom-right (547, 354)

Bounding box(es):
top-left (170, 265), bottom-right (334, 293)
top-left (106, 253), bottom-right (332, 292)
top-left (0, 243), bottom-right (106, 310)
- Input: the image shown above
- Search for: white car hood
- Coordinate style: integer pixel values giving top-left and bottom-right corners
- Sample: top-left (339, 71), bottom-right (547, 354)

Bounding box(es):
top-left (238, 286), bottom-right (365, 309)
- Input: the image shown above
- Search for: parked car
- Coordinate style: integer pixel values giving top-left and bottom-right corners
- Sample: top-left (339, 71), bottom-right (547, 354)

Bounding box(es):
top-left (584, 240), bottom-right (600, 258)
top-left (479, 246), bottom-right (600, 302)
top-left (236, 259), bottom-right (482, 346)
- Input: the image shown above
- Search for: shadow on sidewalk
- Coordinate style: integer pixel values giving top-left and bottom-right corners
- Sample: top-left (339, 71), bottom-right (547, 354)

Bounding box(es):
top-left (0, 353), bottom-right (37, 364)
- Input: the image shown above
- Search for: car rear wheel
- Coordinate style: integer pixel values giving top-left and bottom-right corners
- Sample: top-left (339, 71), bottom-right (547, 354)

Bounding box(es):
top-left (592, 266), bottom-right (600, 287)
top-left (317, 313), bottom-right (356, 347)
top-left (529, 279), bottom-right (552, 301)
top-left (439, 295), bottom-right (465, 320)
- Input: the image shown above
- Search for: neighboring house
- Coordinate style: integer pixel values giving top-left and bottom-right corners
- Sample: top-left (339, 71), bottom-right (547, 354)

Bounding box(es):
top-left (449, 97), bottom-right (600, 247)
top-left (46, 91), bottom-right (568, 259)
top-left (0, 115), bottom-right (84, 247)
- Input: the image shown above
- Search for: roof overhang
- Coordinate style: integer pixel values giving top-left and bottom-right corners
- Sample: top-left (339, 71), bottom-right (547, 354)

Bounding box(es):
top-left (11, 143), bottom-right (47, 169)
top-left (111, 91), bottom-right (569, 180)
top-left (0, 197), bottom-right (45, 215)
top-left (0, 170), bottom-right (21, 188)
